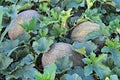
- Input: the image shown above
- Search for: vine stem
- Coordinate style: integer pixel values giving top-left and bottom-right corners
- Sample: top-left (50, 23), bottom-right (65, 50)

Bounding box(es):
top-left (7, 45), bottom-right (26, 57)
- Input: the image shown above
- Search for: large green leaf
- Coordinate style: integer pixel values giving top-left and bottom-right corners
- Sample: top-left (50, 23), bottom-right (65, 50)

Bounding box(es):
top-left (4, 54), bottom-right (37, 80)
top-left (50, 23), bottom-right (67, 38)
top-left (6, 64), bottom-right (37, 80)
top-left (61, 0), bottom-right (85, 10)
top-left (55, 54), bottom-right (73, 74)
top-left (68, 67), bottom-right (94, 80)
top-left (0, 54), bottom-right (13, 71)
top-left (32, 37), bottom-right (54, 54)
top-left (102, 38), bottom-right (120, 67)
top-left (21, 17), bottom-right (38, 32)
top-left (110, 75), bottom-right (119, 80)
top-left (82, 52), bottom-right (111, 79)
top-left (108, 19), bottom-right (120, 34)
top-left (82, 9), bottom-right (102, 23)
top-left (0, 40), bottom-right (19, 56)
top-left (5, 5), bottom-right (18, 19)
top-left (35, 63), bottom-right (56, 80)
top-left (113, 0), bottom-right (120, 9)
top-left (60, 74), bottom-right (82, 80)
top-left (112, 67), bottom-right (120, 77)
top-left (72, 41), bottom-right (97, 55)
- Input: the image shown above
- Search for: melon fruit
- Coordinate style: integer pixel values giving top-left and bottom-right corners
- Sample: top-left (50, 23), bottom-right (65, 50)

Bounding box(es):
top-left (8, 10), bottom-right (40, 40)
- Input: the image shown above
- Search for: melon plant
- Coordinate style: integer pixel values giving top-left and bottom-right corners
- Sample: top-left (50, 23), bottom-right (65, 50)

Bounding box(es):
top-left (0, 0), bottom-right (120, 80)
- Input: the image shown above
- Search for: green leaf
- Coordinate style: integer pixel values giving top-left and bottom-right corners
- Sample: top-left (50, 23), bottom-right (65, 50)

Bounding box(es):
top-left (110, 75), bottom-right (119, 80)
top-left (60, 74), bottom-right (82, 80)
top-left (61, 0), bottom-right (85, 10)
top-left (101, 38), bottom-right (120, 67)
top-left (93, 64), bottom-right (110, 79)
top-left (50, 23), bottom-right (68, 38)
top-left (32, 37), bottom-right (54, 54)
top-left (55, 54), bottom-right (73, 74)
top-left (112, 67), bottom-right (120, 77)
top-left (86, 0), bottom-right (96, 9)
top-left (3, 54), bottom-right (37, 80)
top-left (21, 17), bottom-right (37, 32)
top-left (0, 40), bottom-right (19, 55)
top-left (83, 9), bottom-right (102, 23)
top-left (72, 41), bottom-right (97, 55)
top-left (0, 54), bottom-right (13, 71)
top-left (5, 0), bottom-right (18, 3)
top-left (0, 6), bottom-right (3, 26)
top-left (35, 63), bottom-right (57, 80)
top-left (67, 66), bottom-right (94, 80)
top-left (19, 54), bottom-right (34, 66)
top-left (17, 3), bottom-right (32, 12)
top-left (50, 0), bottom-right (60, 7)
top-left (0, 6), bottom-right (3, 32)
top-left (112, 0), bottom-right (120, 9)
top-left (16, 32), bottom-right (31, 43)
top-left (83, 52), bottom-right (111, 79)
top-left (39, 27), bottom-right (48, 37)
top-left (5, 5), bottom-right (18, 19)
top-left (84, 65), bottom-right (93, 76)
top-left (38, 2), bottom-right (50, 13)
top-left (108, 19), bottom-right (120, 34)
top-left (82, 58), bottom-right (91, 64)
top-left (85, 26), bottom-right (110, 41)
top-left (6, 64), bottom-right (37, 80)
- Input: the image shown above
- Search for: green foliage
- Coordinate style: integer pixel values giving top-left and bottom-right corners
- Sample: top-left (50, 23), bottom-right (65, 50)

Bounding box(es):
top-left (108, 19), bottom-right (120, 34)
top-left (102, 37), bottom-right (120, 67)
top-left (72, 41), bottom-right (97, 55)
top-left (1, 54), bottom-right (38, 80)
top-left (32, 37), bottom-right (54, 54)
top-left (0, 40), bottom-right (19, 55)
top-left (50, 23), bottom-right (67, 38)
top-left (67, 67), bottom-right (94, 80)
top-left (60, 73), bottom-right (82, 80)
top-left (113, 0), bottom-right (120, 10)
top-left (38, 27), bottom-right (48, 37)
top-left (110, 75), bottom-right (119, 80)
top-left (82, 8), bottom-right (102, 23)
top-left (83, 52), bottom-right (111, 79)
top-left (0, 6), bottom-right (3, 32)
top-left (55, 54), bottom-right (73, 74)
top-left (0, 0), bottom-right (120, 80)
top-left (86, 0), bottom-right (96, 9)
top-left (21, 17), bottom-right (38, 32)
top-left (62, 0), bottom-right (85, 10)
top-left (0, 54), bottom-right (13, 71)
top-left (5, 5), bottom-right (18, 19)
top-left (35, 63), bottom-right (56, 80)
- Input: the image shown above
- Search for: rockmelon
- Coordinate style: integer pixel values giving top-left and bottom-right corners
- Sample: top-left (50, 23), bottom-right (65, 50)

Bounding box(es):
top-left (42, 42), bottom-right (83, 67)
top-left (8, 10), bottom-right (40, 40)
top-left (71, 21), bottom-right (100, 42)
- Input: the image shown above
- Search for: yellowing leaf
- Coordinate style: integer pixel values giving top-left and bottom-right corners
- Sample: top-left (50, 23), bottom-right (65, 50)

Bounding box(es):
top-left (75, 47), bottom-right (86, 55)
top-left (86, 0), bottom-right (96, 9)
top-left (116, 28), bottom-right (120, 34)
top-left (60, 8), bottom-right (72, 27)
top-left (105, 77), bottom-right (110, 80)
